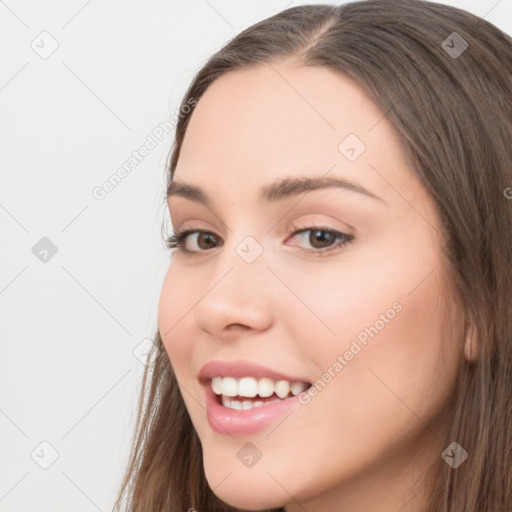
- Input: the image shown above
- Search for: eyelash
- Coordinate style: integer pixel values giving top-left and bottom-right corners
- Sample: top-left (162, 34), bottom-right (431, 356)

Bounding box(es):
top-left (165, 225), bottom-right (354, 257)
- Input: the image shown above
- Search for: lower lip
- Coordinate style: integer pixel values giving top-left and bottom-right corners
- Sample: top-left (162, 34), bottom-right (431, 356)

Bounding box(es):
top-left (203, 384), bottom-right (300, 436)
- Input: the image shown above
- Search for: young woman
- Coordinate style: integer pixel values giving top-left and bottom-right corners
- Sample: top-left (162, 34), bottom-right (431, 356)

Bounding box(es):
top-left (114, 1), bottom-right (512, 510)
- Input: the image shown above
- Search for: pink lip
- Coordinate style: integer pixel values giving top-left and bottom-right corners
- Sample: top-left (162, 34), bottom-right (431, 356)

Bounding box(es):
top-left (199, 359), bottom-right (310, 436)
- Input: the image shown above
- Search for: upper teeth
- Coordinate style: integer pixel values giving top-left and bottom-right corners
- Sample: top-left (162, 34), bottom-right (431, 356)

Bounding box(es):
top-left (211, 376), bottom-right (308, 399)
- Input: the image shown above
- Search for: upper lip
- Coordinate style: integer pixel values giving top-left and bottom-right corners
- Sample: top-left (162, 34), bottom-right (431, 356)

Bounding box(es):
top-left (198, 359), bottom-right (310, 384)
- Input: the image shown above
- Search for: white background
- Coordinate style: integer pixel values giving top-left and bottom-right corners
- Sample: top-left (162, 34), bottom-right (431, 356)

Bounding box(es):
top-left (1, 1), bottom-right (511, 510)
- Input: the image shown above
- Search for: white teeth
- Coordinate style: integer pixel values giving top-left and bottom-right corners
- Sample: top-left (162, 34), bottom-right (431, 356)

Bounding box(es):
top-left (257, 377), bottom-right (274, 397)
top-left (275, 380), bottom-right (291, 399)
top-left (231, 400), bottom-right (242, 410)
top-left (212, 376), bottom-right (223, 395)
top-left (220, 376), bottom-right (238, 397)
top-left (291, 381), bottom-right (307, 396)
top-left (211, 375), bottom-right (309, 404)
top-left (242, 400), bottom-right (253, 410)
top-left (238, 377), bottom-right (258, 397)
top-left (221, 396), bottom-right (285, 410)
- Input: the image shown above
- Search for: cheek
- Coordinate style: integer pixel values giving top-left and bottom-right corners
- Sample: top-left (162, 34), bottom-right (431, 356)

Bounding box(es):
top-left (279, 235), bottom-right (460, 448)
top-left (157, 268), bottom-right (211, 437)
top-left (157, 267), bottom-right (198, 376)
top-left (237, 254), bottom-right (460, 502)
top-left (287, 226), bottom-right (454, 373)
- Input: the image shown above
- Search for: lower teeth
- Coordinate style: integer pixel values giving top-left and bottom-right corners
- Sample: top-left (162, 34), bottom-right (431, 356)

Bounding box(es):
top-left (221, 395), bottom-right (287, 410)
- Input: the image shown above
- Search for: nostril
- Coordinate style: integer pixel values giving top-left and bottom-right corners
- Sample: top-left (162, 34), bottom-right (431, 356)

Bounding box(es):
top-left (226, 323), bottom-right (249, 331)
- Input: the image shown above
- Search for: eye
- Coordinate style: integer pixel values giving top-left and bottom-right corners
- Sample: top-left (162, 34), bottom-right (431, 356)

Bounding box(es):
top-left (165, 226), bottom-right (353, 256)
top-left (166, 229), bottom-right (222, 253)
top-left (286, 226), bottom-right (353, 254)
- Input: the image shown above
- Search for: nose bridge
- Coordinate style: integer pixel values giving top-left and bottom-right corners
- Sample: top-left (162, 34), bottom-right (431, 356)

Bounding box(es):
top-left (213, 233), bottom-right (269, 303)
top-left (192, 233), bottom-right (273, 335)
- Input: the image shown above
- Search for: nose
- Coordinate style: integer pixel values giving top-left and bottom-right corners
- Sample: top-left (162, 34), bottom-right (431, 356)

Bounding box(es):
top-left (192, 243), bottom-right (274, 340)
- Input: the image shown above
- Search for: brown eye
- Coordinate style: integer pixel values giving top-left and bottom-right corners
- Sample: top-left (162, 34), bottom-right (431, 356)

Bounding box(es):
top-left (307, 229), bottom-right (337, 249)
top-left (195, 232), bottom-right (218, 250)
top-left (287, 227), bottom-right (353, 253)
top-left (166, 230), bottom-right (223, 253)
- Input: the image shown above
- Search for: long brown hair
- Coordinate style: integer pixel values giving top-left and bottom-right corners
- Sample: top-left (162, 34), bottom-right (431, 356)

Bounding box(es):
top-left (113, 1), bottom-right (512, 510)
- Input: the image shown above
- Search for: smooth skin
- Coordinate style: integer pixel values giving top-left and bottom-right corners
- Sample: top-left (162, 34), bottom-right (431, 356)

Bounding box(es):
top-left (158, 58), bottom-right (474, 512)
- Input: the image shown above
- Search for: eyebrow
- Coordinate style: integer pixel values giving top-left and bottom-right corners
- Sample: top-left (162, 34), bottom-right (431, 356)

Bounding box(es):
top-left (167, 175), bottom-right (385, 207)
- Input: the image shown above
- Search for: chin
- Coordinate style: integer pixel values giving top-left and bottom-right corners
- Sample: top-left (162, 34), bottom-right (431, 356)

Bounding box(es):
top-left (210, 488), bottom-right (285, 512)
top-left (203, 458), bottom-right (288, 511)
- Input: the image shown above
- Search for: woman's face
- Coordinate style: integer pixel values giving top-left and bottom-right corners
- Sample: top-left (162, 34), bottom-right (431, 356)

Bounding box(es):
top-left (158, 60), bottom-right (466, 511)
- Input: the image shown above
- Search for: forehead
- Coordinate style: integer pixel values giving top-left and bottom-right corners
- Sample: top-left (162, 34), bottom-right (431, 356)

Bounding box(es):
top-left (174, 59), bottom-right (416, 209)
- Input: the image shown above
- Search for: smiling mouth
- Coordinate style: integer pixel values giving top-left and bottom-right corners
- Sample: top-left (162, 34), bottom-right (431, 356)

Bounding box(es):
top-left (211, 376), bottom-right (312, 410)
